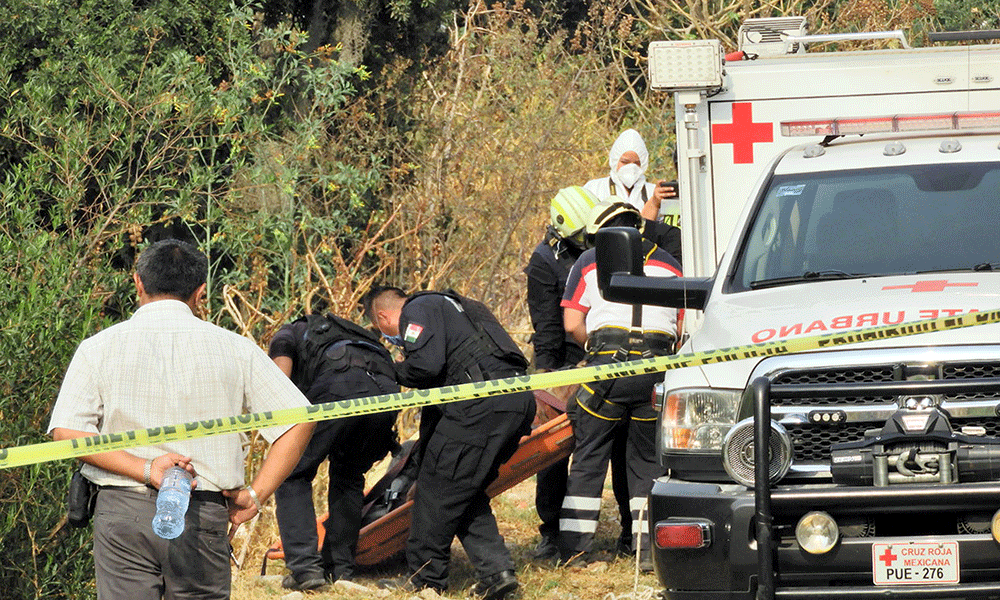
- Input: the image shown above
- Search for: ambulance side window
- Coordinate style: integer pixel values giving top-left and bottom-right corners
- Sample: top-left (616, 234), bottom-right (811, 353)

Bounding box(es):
top-left (738, 183), bottom-right (813, 287)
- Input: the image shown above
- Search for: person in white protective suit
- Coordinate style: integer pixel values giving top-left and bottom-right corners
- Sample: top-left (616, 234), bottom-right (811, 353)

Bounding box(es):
top-left (583, 128), bottom-right (679, 225)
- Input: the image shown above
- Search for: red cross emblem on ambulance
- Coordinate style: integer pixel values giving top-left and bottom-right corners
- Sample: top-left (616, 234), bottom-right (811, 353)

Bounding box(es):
top-left (883, 280), bottom-right (979, 293)
top-left (879, 547), bottom-right (897, 567)
top-left (712, 102), bottom-right (774, 164)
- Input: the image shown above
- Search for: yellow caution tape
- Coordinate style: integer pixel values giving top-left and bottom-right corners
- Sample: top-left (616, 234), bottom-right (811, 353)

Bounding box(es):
top-left (3, 309), bottom-right (1000, 470)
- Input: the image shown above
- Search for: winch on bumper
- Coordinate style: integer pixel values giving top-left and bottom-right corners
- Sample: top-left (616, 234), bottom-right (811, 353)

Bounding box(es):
top-left (650, 371), bottom-right (1000, 600)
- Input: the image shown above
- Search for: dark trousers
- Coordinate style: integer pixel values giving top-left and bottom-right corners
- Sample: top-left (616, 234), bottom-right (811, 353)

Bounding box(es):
top-left (534, 457), bottom-right (568, 539)
top-left (407, 392), bottom-right (534, 590)
top-left (94, 486), bottom-right (230, 600)
top-left (535, 426), bottom-right (632, 542)
top-left (610, 423), bottom-right (634, 544)
top-left (275, 412), bottom-right (396, 580)
top-left (558, 363), bottom-right (663, 561)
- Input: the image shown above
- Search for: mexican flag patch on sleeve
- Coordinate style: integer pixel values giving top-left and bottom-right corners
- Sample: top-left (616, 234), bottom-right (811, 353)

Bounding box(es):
top-left (404, 323), bottom-right (424, 343)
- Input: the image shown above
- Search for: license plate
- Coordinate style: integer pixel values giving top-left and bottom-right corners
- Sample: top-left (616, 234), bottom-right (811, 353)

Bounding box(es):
top-left (872, 541), bottom-right (959, 585)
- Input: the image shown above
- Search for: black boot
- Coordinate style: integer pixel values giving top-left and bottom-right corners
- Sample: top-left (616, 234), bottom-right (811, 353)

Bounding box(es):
top-left (472, 570), bottom-right (519, 600)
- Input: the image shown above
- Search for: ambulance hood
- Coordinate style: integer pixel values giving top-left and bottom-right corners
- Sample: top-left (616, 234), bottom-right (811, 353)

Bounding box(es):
top-left (679, 273), bottom-right (1000, 390)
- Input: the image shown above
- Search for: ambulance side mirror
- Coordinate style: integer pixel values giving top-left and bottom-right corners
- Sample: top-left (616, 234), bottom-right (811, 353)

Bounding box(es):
top-left (595, 227), bottom-right (644, 294)
top-left (595, 227), bottom-right (713, 310)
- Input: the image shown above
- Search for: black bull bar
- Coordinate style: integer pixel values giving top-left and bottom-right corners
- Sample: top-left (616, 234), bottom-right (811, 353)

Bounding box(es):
top-left (750, 376), bottom-right (1000, 600)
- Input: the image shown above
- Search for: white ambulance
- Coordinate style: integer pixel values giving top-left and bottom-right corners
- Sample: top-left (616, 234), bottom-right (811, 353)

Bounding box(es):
top-left (598, 18), bottom-right (1000, 600)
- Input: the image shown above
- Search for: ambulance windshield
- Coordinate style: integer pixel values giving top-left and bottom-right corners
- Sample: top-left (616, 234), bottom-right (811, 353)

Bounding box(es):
top-left (733, 162), bottom-right (1000, 292)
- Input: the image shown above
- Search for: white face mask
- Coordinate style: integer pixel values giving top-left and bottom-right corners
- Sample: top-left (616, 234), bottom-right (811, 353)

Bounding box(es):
top-left (616, 163), bottom-right (642, 189)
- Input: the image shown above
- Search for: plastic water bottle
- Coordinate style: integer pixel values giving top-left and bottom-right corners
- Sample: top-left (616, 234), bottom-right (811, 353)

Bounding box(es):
top-left (151, 466), bottom-right (192, 539)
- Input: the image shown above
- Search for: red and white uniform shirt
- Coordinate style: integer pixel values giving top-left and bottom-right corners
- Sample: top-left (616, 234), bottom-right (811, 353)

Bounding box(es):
top-left (561, 245), bottom-right (682, 335)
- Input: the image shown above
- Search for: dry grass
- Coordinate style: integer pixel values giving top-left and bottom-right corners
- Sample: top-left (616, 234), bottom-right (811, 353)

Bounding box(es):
top-left (232, 471), bottom-right (660, 600)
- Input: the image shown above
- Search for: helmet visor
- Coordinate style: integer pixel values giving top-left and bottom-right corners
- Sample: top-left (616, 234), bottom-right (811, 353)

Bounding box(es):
top-left (566, 229), bottom-right (587, 248)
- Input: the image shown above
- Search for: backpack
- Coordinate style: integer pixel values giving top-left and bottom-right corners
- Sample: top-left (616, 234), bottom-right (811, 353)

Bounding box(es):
top-left (294, 313), bottom-right (397, 397)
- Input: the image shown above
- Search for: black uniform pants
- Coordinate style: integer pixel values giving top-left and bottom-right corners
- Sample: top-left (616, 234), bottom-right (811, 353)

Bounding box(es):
top-left (535, 457), bottom-right (568, 540)
top-left (407, 391), bottom-right (534, 590)
top-left (275, 411), bottom-right (396, 580)
top-left (558, 355), bottom-right (663, 561)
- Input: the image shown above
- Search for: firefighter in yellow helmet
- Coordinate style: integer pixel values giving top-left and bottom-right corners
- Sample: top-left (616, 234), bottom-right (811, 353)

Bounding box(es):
top-left (528, 186), bottom-right (597, 372)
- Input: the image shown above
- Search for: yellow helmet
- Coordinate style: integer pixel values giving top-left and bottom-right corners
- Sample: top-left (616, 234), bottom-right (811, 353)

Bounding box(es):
top-left (585, 198), bottom-right (642, 237)
top-left (550, 186), bottom-right (598, 246)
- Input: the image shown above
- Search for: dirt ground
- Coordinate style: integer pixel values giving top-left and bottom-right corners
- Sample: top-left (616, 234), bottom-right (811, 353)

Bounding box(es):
top-left (230, 474), bottom-right (661, 600)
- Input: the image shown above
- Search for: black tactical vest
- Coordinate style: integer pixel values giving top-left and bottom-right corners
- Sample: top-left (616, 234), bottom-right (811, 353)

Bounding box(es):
top-left (295, 313), bottom-right (397, 394)
top-left (408, 290), bottom-right (528, 382)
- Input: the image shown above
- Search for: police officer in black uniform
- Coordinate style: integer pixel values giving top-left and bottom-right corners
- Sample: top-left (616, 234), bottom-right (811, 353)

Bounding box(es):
top-left (364, 286), bottom-right (534, 600)
top-left (269, 312), bottom-right (400, 590)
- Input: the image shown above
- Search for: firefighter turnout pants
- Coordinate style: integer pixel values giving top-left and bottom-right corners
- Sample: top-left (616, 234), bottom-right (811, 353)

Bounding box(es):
top-left (558, 354), bottom-right (663, 562)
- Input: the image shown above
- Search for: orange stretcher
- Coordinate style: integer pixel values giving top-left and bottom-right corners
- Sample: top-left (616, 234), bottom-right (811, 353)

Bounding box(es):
top-left (261, 390), bottom-right (575, 573)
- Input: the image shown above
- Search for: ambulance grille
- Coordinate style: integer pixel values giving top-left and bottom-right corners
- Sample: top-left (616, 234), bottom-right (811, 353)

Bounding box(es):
top-left (773, 365), bottom-right (896, 388)
top-left (768, 360), bottom-right (1000, 464)
top-left (772, 365), bottom-right (897, 406)
top-left (944, 362), bottom-right (1000, 399)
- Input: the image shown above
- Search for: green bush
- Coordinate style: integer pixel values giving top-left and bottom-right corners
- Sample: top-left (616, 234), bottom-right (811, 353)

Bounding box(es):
top-left (0, 1), bottom-right (385, 597)
top-left (0, 228), bottom-right (111, 600)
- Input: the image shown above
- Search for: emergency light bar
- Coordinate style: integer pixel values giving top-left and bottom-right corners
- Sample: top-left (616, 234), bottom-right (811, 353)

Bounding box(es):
top-left (781, 110), bottom-right (1000, 137)
top-left (648, 40), bottom-right (723, 91)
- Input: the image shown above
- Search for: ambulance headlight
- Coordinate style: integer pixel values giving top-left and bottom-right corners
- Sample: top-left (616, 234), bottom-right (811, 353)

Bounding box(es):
top-left (796, 511), bottom-right (839, 554)
top-left (662, 388), bottom-right (741, 450)
top-left (990, 509), bottom-right (1000, 544)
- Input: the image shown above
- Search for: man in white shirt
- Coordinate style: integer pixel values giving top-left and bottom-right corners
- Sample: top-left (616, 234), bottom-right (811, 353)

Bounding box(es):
top-left (48, 239), bottom-right (314, 600)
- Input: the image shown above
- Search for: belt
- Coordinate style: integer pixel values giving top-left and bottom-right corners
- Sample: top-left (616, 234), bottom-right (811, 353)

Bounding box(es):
top-left (99, 485), bottom-right (228, 506)
top-left (587, 328), bottom-right (675, 352)
top-left (191, 490), bottom-right (228, 506)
